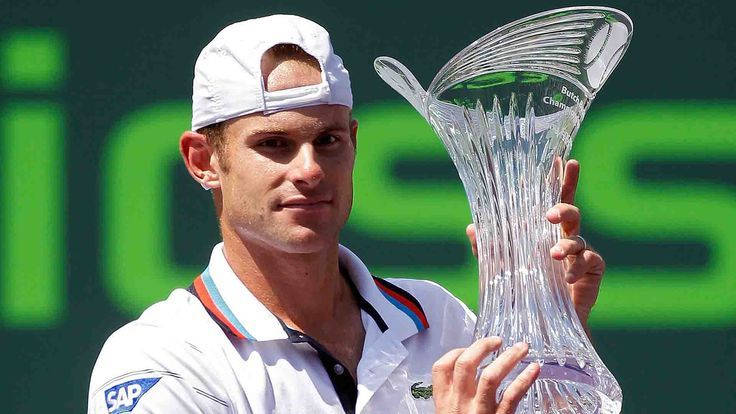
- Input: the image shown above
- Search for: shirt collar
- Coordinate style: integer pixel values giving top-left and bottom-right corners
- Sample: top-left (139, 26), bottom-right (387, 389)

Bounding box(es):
top-left (190, 243), bottom-right (428, 343)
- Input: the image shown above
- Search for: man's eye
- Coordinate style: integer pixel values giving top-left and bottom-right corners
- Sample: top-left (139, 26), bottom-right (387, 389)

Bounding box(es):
top-left (315, 134), bottom-right (338, 146)
top-left (258, 138), bottom-right (288, 148)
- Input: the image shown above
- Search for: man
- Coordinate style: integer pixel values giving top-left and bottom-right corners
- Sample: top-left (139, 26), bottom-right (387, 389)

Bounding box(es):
top-left (88, 15), bottom-right (605, 414)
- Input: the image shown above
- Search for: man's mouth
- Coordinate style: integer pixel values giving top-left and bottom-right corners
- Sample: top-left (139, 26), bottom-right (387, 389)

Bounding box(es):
top-left (278, 197), bottom-right (332, 209)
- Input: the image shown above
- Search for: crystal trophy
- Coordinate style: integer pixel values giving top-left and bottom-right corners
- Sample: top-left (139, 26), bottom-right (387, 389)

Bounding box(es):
top-left (374, 7), bottom-right (632, 414)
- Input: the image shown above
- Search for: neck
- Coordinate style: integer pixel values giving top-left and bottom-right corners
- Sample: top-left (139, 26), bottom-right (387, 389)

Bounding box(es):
top-left (220, 225), bottom-right (351, 333)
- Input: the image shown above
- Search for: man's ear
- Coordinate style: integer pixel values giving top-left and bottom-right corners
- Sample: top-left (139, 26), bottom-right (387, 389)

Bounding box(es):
top-left (179, 131), bottom-right (222, 190)
top-left (350, 118), bottom-right (358, 152)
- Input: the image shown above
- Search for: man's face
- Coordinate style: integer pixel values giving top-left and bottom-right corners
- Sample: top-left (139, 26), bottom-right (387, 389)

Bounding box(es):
top-left (215, 104), bottom-right (357, 254)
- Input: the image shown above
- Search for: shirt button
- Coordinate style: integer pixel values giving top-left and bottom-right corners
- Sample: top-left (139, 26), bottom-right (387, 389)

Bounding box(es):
top-left (333, 364), bottom-right (344, 375)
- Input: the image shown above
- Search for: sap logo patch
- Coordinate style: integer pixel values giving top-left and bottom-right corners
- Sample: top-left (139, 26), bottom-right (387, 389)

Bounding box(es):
top-left (105, 377), bottom-right (161, 413)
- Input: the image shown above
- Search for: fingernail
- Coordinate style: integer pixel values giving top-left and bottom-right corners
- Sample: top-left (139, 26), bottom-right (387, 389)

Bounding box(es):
top-left (526, 363), bottom-right (541, 374)
top-left (514, 342), bottom-right (528, 351)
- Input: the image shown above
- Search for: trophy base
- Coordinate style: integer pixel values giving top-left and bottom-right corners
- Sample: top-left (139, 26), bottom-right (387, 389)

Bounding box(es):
top-left (494, 359), bottom-right (622, 414)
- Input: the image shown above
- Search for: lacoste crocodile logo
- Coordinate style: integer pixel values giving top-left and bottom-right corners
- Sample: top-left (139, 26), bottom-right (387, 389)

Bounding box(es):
top-left (410, 382), bottom-right (433, 399)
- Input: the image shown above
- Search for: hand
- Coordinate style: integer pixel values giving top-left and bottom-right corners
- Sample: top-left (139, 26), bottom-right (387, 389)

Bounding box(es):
top-left (432, 337), bottom-right (540, 414)
top-left (545, 160), bottom-right (605, 329)
top-left (464, 160), bottom-right (605, 330)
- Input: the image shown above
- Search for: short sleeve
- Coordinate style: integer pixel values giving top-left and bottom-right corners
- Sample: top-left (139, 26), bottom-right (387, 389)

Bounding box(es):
top-left (87, 322), bottom-right (237, 414)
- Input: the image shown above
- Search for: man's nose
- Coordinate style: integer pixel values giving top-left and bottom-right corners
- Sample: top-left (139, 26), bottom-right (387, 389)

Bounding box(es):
top-left (288, 144), bottom-right (324, 187)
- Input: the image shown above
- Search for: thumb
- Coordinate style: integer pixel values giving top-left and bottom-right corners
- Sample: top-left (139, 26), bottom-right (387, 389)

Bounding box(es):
top-left (466, 224), bottom-right (478, 258)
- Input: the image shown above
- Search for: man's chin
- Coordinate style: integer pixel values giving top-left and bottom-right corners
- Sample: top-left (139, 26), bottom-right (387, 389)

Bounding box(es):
top-left (275, 227), bottom-right (338, 254)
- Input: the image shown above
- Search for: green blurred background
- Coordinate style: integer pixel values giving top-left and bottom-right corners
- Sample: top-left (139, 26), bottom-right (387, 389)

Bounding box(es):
top-left (1, 0), bottom-right (734, 412)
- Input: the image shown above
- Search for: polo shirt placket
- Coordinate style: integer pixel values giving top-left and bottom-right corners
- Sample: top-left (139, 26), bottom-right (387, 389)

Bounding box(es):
top-left (187, 244), bottom-right (430, 413)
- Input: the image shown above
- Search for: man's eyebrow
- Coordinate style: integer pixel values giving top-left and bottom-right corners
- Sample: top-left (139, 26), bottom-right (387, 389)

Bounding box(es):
top-left (318, 122), bottom-right (349, 132)
top-left (246, 122), bottom-right (347, 138)
top-left (247, 128), bottom-right (290, 137)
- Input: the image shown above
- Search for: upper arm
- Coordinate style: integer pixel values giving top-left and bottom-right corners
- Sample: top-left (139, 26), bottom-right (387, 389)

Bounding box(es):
top-left (87, 325), bottom-right (237, 414)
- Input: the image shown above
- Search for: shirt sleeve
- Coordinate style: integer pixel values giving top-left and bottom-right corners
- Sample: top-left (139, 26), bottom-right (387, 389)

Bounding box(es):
top-left (87, 323), bottom-right (238, 414)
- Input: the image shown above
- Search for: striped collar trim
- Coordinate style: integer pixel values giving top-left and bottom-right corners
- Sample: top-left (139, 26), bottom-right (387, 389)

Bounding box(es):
top-left (188, 243), bottom-right (430, 343)
top-left (372, 276), bottom-right (429, 332)
top-left (191, 269), bottom-right (255, 341)
top-left (337, 245), bottom-right (430, 340)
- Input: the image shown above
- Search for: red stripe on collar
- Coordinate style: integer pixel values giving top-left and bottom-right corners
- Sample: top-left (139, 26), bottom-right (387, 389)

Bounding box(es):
top-left (192, 275), bottom-right (247, 340)
top-left (373, 277), bottom-right (429, 330)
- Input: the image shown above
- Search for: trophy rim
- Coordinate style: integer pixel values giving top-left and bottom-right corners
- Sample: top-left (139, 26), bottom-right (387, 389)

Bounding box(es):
top-left (427, 6), bottom-right (634, 99)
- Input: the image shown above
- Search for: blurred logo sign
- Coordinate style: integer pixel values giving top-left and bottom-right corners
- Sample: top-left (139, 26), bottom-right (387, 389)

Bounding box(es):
top-left (1, 29), bottom-right (735, 330)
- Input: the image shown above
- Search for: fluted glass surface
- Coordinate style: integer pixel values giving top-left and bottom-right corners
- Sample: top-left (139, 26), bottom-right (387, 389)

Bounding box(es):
top-left (375, 7), bottom-right (632, 414)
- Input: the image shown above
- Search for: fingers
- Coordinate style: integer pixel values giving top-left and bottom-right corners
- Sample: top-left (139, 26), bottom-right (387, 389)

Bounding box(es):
top-left (495, 363), bottom-right (541, 414)
top-left (560, 159), bottom-right (580, 205)
top-left (551, 237), bottom-right (604, 283)
top-left (551, 160), bottom-right (581, 236)
top-left (432, 347), bottom-right (465, 402)
top-left (451, 337), bottom-right (503, 397)
top-left (466, 224), bottom-right (478, 258)
top-left (563, 250), bottom-right (605, 284)
top-left (566, 250), bottom-right (605, 283)
top-left (546, 203), bottom-right (580, 237)
top-left (474, 342), bottom-right (531, 412)
top-left (550, 236), bottom-right (585, 261)
top-left (433, 339), bottom-right (538, 414)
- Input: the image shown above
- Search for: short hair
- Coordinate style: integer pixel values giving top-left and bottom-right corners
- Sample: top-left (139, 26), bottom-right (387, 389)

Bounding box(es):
top-left (262, 43), bottom-right (321, 78)
top-left (195, 43), bottom-right (320, 172)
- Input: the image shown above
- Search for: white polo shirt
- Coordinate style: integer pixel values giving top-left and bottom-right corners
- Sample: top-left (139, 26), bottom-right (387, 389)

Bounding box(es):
top-left (88, 243), bottom-right (476, 413)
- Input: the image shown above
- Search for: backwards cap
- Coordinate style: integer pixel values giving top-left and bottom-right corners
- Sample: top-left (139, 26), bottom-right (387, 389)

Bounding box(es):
top-left (191, 15), bottom-right (353, 131)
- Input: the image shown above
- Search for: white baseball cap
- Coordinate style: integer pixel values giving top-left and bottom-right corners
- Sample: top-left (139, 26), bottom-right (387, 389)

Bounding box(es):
top-left (191, 15), bottom-right (353, 131)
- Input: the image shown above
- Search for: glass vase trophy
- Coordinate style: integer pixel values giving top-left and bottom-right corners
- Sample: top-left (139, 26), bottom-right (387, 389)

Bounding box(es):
top-left (375, 7), bottom-right (633, 414)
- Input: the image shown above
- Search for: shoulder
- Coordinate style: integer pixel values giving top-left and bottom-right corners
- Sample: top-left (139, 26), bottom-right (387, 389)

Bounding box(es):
top-left (93, 288), bottom-right (225, 361)
top-left (378, 277), bottom-right (476, 334)
top-left (87, 289), bottom-right (234, 414)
